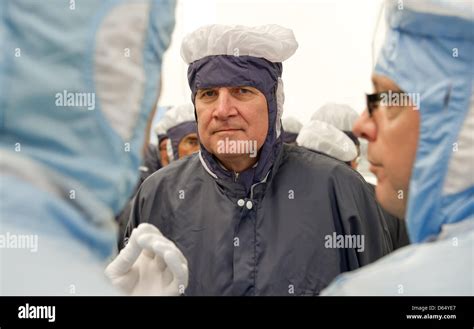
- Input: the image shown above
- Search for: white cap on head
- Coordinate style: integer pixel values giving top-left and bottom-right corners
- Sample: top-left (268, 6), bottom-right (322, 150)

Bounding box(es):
top-left (282, 116), bottom-right (303, 134)
top-left (298, 103), bottom-right (360, 162)
top-left (154, 103), bottom-right (195, 135)
top-left (297, 120), bottom-right (358, 162)
top-left (180, 24), bottom-right (298, 64)
top-left (310, 103), bottom-right (359, 132)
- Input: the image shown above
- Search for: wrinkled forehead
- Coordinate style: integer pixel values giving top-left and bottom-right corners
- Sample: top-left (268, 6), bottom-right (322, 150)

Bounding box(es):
top-left (187, 55), bottom-right (282, 101)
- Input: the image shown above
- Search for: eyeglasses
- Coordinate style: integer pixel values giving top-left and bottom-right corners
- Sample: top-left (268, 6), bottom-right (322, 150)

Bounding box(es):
top-left (366, 91), bottom-right (391, 117)
top-left (366, 91), bottom-right (407, 117)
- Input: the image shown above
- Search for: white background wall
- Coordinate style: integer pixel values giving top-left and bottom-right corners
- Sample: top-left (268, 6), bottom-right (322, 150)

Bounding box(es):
top-left (158, 0), bottom-right (385, 122)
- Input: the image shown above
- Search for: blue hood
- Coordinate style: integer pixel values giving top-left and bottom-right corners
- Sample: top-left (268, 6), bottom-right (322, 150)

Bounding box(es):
top-left (374, 1), bottom-right (474, 242)
top-left (0, 0), bottom-right (176, 219)
top-left (167, 121), bottom-right (198, 161)
top-left (188, 55), bottom-right (284, 194)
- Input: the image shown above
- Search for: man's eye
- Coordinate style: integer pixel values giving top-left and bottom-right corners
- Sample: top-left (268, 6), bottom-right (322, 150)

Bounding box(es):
top-left (199, 90), bottom-right (217, 98)
top-left (238, 88), bottom-right (252, 94)
top-left (185, 139), bottom-right (198, 147)
top-left (233, 87), bottom-right (254, 96)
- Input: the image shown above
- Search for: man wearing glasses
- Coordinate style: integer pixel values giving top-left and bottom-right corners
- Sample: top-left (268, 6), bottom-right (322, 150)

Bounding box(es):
top-left (322, 0), bottom-right (473, 295)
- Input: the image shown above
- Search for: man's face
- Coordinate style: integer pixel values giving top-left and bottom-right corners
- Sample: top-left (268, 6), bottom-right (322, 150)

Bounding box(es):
top-left (194, 86), bottom-right (268, 162)
top-left (159, 138), bottom-right (169, 166)
top-left (353, 74), bottom-right (420, 218)
top-left (178, 132), bottom-right (199, 158)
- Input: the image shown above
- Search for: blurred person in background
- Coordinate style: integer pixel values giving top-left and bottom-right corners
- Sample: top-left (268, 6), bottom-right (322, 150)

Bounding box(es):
top-left (281, 116), bottom-right (302, 145)
top-left (0, 0), bottom-right (187, 296)
top-left (298, 103), bottom-right (409, 251)
top-left (117, 103), bottom-right (199, 249)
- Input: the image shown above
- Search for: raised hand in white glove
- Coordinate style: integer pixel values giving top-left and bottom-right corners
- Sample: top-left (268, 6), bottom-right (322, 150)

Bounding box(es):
top-left (105, 223), bottom-right (188, 296)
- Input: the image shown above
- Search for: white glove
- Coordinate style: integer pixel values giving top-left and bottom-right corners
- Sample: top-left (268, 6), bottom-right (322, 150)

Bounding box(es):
top-left (105, 223), bottom-right (188, 296)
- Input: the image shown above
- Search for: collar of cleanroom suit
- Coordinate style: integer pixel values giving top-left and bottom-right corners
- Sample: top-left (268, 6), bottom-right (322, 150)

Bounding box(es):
top-left (125, 24), bottom-right (395, 296)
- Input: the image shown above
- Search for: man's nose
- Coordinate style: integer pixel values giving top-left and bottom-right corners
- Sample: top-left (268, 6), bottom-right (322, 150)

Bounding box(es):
top-left (353, 110), bottom-right (377, 142)
top-left (213, 88), bottom-right (238, 120)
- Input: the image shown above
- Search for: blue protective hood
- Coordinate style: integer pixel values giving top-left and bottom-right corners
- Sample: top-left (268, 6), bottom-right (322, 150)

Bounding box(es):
top-left (188, 55), bottom-right (283, 193)
top-left (167, 121), bottom-right (197, 161)
top-left (374, 3), bottom-right (474, 243)
top-left (0, 0), bottom-right (176, 218)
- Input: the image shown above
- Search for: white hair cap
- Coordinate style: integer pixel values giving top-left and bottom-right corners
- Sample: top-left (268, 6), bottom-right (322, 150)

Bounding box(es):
top-left (154, 103), bottom-right (195, 135)
top-left (180, 24), bottom-right (298, 64)
top-left (297, 120), bottom-right (358, 162)
top-left (282, 116), bottom-right (303, 134)
top-left (310, 103), bottom-right (359, 131)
